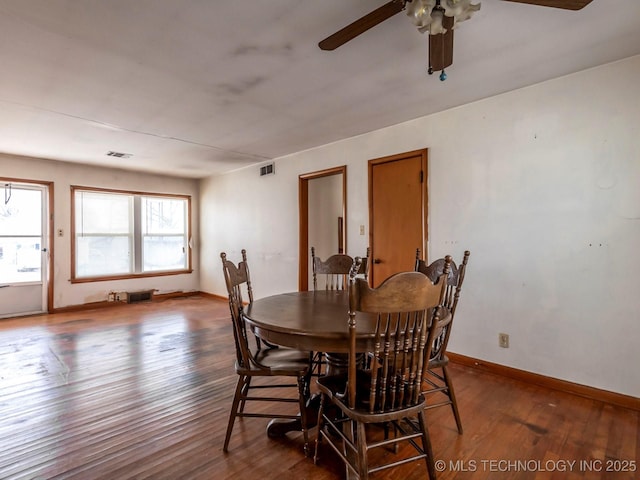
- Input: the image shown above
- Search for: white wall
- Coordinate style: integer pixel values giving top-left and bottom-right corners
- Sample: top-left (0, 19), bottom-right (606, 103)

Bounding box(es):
top-left (309, 174), bottom-right (343, 259)
top-left (200, 55), bottom-right (640, 397)
top-left (0, 154), bottom-right (199, 309)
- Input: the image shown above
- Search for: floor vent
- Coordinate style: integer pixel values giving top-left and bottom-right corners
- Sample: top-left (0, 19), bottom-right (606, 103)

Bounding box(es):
top-left (127, 290), bottom-right (154, 303)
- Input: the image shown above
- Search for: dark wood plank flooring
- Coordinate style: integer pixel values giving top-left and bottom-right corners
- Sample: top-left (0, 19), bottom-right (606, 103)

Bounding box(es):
top-left (0, 296), bottom-right (637, 479)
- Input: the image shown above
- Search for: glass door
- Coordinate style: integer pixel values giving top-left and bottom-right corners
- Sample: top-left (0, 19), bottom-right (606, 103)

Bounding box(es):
top-left (0, 182), bottom-right (49, 318)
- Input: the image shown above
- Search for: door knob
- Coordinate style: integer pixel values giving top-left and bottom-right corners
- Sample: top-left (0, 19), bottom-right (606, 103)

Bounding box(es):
top-left (373, 258), bottom-right (382, 264)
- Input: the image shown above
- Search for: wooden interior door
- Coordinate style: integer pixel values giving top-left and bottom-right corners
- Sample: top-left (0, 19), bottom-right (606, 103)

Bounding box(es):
top-left (369, 150), bottom-right (427, 287)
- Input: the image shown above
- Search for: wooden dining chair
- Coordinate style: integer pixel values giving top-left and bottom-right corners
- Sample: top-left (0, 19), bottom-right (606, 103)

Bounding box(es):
top-left (310, 247), bottom-right (357, 376)
top-left (357, 246), bottom-right (371, 282)
top-left (220, 250), bottom-right (312, 454)
top-left (314, 257), bottom-right (451, 480)
top-left (415, 249), bottom-right (470, 434)
top-left (311, 246), bottom-right (354, 291)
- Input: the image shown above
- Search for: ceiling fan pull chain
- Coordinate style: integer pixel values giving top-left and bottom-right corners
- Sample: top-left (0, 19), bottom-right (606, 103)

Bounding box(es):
top-left (439, 29), bottom-right (446, 81)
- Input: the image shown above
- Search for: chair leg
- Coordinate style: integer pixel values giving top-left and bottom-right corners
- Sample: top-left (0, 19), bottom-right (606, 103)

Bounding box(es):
top-left (313, 399), bottom-right (325, 464)
top-left (417, 410), bottom-right (437, 480)
top-left (238, 375), bottom-right (251, 413)
top-left (317, 352), bottom-right (325, 376)
top-left (442, 365), bottom-right (463, 434)
top-left (223, 374), bottom-right (246, 452)
top-left (342, 420), bottom-right (356, 479)
top-left (297, 376), bottom-right (310, 456)
top-left (302, 367), bottom-right (313, 399)
top-left (356, 420), bottom-right (369, 480)
top-left (311, 351), bottom-right (325, 377)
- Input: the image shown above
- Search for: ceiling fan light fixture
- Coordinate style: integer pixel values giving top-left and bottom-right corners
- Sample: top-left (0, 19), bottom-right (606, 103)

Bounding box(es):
top-left (441, 0), bottom-right (481, 25)
top-left (425, 9), bottom-right (446, 34)
top-left (408, 0), bottom-right (481, 35)
top-left (407, 0), bottom-right (437, 29)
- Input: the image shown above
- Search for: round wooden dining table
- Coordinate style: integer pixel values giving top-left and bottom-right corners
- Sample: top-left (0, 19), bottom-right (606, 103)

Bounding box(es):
top-left (243, 289), bottom-right (378, 355)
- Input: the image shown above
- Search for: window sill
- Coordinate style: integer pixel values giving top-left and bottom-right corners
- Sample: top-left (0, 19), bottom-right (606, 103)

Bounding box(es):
top-left (70, 269), bottom-right (193, 284)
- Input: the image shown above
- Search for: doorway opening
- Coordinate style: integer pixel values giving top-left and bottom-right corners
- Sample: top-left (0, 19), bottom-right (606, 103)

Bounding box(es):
top-left (0, 178), bottom-right (53, 318)
top-left (298, 166), bottom-right (346, 291)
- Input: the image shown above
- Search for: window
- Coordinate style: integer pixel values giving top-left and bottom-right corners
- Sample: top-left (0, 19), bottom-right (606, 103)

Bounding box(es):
top-left (72, 187), bottom-right (191, 281)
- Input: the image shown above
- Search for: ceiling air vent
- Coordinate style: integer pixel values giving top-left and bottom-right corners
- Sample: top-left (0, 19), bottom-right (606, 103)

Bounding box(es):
top-left (106, 151), bottom-right (132, 159)
top-left (259, 162), bottom-right (275, 177)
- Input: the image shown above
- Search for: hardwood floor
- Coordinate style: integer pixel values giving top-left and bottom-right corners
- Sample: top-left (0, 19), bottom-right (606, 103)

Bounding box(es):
top-left (0, 296), bottom-right (637, 479)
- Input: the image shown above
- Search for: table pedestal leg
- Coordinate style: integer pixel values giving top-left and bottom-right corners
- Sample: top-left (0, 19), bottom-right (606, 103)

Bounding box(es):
top-left (265, 351), bottom-right (362, 457)
top-left (266, 394), bottom-right (320, 437)
top-left (325, 352), bottom-right (364, 377)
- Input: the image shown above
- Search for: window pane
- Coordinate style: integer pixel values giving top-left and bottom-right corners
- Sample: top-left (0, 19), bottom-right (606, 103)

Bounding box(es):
top-left (143, 197), bottom-right (185, 235)
top-left (76, 236), bottom-right (132, 277)
top-left (0, 237), bottom-right (41, 283)
top-left (76, 191), bottom-right (132, 234)
top-left (143, 236), bottom-right (186, 272)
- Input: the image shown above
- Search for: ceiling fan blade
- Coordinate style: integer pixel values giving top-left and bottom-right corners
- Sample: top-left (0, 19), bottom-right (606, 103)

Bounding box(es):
top-left (318, 0), bottom-right (405, 51)
top-left (429, 16), bottom-right (454, 72)
top-left (501, 0), bottom-right (593, 10)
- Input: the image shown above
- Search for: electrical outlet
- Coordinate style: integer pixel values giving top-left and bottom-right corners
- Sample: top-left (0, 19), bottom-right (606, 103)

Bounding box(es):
top-left (499, 333), bottom-right (509, 348)
top-left (359, 225), bottom-right (365, 235)
top-left (108, 292), bottom-right (115, 302)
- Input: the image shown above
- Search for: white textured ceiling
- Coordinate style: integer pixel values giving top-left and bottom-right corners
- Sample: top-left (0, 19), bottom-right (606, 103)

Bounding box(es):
top-left (1, 0), bottom-right (639, 178)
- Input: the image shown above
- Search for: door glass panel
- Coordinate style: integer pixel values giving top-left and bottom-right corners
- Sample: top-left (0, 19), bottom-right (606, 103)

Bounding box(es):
top-left (0, 186), bottom-right (42, 284)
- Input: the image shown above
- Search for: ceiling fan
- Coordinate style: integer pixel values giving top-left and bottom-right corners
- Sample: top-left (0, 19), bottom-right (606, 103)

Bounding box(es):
top-left (318, 0), bottom-right (593, 80)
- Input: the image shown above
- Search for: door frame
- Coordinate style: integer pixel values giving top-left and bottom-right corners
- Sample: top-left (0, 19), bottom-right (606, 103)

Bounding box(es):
top-left (368, 149), bottom-right (428, 286)
top-left (1, 177), bottom-right (54, 314)
top-left (298, 166), bottom-right (347, 291)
